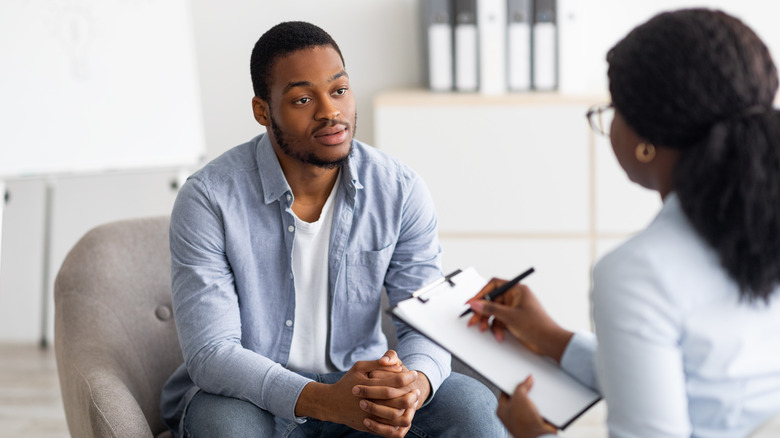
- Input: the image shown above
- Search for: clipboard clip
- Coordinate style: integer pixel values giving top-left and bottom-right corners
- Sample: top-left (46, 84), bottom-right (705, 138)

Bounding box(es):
top-left (412, 269), bottom-right (462, 303)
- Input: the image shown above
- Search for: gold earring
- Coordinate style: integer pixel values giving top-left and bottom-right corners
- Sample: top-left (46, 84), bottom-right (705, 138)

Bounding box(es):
top-left (635, 143), bottom-right (656, 163)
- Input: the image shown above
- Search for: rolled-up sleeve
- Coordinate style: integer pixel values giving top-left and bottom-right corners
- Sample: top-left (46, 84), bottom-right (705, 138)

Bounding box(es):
top-left (170, 176), bottom-right (311, 422)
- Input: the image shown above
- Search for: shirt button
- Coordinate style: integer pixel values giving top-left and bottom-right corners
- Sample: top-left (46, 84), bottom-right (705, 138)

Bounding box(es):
top-left (286, 194), bottom-right (292, 202)
top-left (285, 320), bottom-right (293, 327)
top-left (288, 225), bottom-right (295, 232)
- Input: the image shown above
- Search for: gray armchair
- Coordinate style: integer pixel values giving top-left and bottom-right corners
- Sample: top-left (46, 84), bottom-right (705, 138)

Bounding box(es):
top-left (54, 216), bottom-right (497, 438)
top-left (55, 216), bottom-right (178, 438)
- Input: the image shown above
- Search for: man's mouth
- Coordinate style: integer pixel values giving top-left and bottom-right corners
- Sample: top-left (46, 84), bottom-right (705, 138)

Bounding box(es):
top-left (314, 124), bottom-right (349, 146)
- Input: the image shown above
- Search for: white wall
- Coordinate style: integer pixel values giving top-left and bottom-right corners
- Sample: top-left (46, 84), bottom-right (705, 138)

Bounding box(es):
top-left (557, 0), bottom-right (780, 95)
top-left (2, 0), bottom-right (779, 343)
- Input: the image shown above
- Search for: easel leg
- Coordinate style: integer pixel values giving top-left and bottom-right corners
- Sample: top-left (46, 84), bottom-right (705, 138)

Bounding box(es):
top-left (0, 180), bottom-right (5, 277)
top-left (40, 179), bottom-right (55, 349)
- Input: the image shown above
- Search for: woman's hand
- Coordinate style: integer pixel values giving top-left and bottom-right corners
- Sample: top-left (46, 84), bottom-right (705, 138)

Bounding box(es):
top-left (497, 376), bottom-right (558, 438)
top-left (466, 279), bottom-right (573, 362)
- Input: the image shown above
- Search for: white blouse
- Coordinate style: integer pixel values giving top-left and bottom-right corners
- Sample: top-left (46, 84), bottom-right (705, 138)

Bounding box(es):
top-left (559, 193), bottom-right (780, 437)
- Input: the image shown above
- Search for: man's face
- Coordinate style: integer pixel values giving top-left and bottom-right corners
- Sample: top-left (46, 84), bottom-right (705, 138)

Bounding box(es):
top-left (254, 46), bottom-right (356, 170)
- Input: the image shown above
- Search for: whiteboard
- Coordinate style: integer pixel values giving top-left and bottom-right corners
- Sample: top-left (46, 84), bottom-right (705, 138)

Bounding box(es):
top-left (0, 0), bottom-right (206, 178)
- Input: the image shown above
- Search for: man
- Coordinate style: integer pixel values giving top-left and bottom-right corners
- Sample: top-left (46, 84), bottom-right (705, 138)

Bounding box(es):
top-left (160, 21), bottom-right (504, 437)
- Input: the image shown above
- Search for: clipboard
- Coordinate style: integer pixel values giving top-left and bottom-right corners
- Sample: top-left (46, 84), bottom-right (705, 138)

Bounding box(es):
top-left (391, 267), bottom-right (601, 430)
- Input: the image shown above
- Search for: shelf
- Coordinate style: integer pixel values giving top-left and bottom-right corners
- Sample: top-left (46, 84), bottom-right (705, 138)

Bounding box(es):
top-left (373, 88), bottom-right (608, 107)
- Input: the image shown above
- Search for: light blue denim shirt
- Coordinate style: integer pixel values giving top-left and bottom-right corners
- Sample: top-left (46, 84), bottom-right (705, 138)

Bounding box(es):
top-left (160, 134), bottom-right (450, 433)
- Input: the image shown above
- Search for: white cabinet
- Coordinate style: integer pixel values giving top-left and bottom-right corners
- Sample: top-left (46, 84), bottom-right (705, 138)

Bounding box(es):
top-left (373, 90), bottom-right (661, 332)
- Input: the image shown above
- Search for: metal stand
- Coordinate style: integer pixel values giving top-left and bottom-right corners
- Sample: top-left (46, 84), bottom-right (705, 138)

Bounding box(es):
top-left (39, 179), bottom-right (55, 349)
top-left (0, 180), bottom-right (5, 279)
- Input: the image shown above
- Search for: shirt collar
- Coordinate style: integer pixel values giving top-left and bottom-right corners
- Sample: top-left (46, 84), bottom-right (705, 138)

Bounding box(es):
top-left (662, 191), bottom-right (679, 208)
top-left (254, 133), bottom-right (364, 205)
top-left (344, 141), bottom-right (364, 191)
top-left (255, 134), bottom-right (291, 205)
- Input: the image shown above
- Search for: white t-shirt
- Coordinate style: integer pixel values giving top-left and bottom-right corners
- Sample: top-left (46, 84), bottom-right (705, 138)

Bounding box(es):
top-left (286, 172), bottom-right (341, 374)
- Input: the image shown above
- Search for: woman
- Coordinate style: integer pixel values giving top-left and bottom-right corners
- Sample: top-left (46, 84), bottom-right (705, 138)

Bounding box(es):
top-left (468, 9), bottom-right (780, 437)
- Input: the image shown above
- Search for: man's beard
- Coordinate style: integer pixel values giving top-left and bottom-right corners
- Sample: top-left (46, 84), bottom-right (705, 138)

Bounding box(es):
top-left (270, 112), bottom-right (358, 170)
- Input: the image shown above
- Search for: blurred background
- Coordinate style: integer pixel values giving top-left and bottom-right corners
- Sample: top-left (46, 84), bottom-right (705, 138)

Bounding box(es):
top-left (4, 1), bottom-right (780, 437)
top-left (2, 0), bottom-right (779, 346)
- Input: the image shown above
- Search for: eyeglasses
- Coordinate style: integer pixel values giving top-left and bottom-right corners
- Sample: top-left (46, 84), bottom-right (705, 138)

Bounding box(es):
top-left (586, 103), bottom-right (614, 137)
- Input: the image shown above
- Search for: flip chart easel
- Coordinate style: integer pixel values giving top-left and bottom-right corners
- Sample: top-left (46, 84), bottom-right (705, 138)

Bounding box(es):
top-left (0, 0), bottom-right (206, 346)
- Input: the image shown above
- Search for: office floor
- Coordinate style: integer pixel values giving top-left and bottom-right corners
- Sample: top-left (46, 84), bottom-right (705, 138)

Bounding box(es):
top-left (1, 341), bottom-right (774, 438)
top-left (0, 344), bottom-right (68, 438)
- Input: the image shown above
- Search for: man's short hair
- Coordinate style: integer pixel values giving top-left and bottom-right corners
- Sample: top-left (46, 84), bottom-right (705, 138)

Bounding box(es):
top-left (250, 21), bottom-right (345, 102)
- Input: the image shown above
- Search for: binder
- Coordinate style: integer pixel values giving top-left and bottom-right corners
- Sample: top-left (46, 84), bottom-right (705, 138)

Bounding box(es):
top-left (391, 267), bottom-right (601, 430)
top-left (507, 0), bottom-right (532, 91)
top-left (454, 0), bottom-right (478, 92)
top-left (477, 0), bottom-right (507, 94)
top-left (532, 0), bottom-right (557, 90)
top-left (422, 0), bottom-right (454, 92)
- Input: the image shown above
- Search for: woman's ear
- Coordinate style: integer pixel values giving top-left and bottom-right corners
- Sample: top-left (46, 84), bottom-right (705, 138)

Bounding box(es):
top-left (251, 97), bottom-right (270, 127)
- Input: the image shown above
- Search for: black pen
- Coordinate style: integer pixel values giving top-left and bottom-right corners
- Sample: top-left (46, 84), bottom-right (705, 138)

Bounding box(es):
top-left (459, 267), bottom-right (535, 318)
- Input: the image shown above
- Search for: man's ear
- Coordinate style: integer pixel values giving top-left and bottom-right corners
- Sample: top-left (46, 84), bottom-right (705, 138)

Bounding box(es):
top-left (252, 96), bottom-right (270, 127)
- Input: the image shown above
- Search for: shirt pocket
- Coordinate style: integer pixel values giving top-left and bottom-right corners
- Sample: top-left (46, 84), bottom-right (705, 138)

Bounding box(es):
top-left (345, 244), bottom-right (394, 304)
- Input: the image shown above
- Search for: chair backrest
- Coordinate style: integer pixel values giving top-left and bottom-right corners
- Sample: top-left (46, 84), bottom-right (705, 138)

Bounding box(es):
top-left (55, 216), bottom-right (181, 438)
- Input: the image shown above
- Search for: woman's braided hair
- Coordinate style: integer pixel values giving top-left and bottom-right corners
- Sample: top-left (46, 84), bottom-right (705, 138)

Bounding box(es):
top-left (608, 9), bottom-right (780, 302)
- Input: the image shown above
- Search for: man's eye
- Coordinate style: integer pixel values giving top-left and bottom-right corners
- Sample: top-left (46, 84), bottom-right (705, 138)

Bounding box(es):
top-left (334, 88), bottom-right (348, 96)
top-left (295, 97), bottom-right (311, 104)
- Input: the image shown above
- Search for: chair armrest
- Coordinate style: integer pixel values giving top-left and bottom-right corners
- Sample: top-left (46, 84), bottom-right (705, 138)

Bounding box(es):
top-left (60, 362), bottom-right (155, 438)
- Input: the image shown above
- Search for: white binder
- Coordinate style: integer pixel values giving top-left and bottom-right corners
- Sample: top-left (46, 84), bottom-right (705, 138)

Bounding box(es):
top-left (477, 0), bottom-right (507, 94)
top-left (532, 0), bottom-right (557, 90)
top-left (508, 0), bottom-right (532, 91)
top-left (454, 0), bottom-right (478, 92)
top-left (422, 0), bottom-right (454, 92)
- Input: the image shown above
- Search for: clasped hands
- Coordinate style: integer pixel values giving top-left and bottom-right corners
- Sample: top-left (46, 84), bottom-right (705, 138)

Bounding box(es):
top-left (296, 350), bottom-right (429, 438)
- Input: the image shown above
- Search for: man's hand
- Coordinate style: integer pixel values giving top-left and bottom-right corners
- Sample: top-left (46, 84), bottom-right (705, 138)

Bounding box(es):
top-left (294, 350), bottom-right (423, 437)
top-left (352, 350), bottom-right (430, 437)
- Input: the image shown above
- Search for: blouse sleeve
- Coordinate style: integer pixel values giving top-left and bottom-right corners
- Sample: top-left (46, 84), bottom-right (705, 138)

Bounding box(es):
top-left (560, 331), bottom-right (599, 391)
top-left (591, 252), bottom-right (692, 437)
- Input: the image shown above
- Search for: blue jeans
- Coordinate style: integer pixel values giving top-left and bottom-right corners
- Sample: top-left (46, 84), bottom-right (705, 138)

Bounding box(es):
top-left (182, 371), bottom-right (506, 437)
